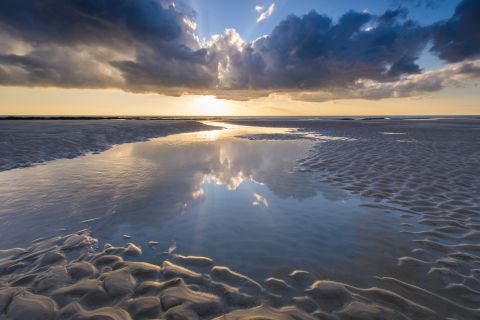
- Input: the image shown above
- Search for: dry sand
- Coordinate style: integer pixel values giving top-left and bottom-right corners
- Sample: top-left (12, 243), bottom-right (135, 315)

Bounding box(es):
top-left (1, 229), bottom-right (478, 320)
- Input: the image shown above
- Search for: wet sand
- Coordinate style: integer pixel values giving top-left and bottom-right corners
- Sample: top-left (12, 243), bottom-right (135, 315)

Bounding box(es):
top-left (228, 118), bottom-right (480, 318)
top-left (0, 118), bottom-right (479, 319)
top-left (1, 229), bottom-right (478, 320)
top-left (0, 120), bottom-right (216, 171)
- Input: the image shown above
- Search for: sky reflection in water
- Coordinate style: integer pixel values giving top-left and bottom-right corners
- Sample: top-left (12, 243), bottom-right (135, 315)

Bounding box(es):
top-left (0, 122), bottom-right (409, 285)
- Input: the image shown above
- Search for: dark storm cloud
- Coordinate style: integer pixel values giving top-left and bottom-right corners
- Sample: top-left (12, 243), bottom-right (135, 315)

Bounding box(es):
top-left (0, 0), bottom-right (215, 89)
top-left (431, 0), bottom-right (480, 62)
top-left (213, 9), bottom-right (429, 90)
top-left (0, 0), bottom-right (183, 45)
top-left (391, 0), bottom-right (445, 9)
top-left (111, 47), bottom-right (216, 91)
top-left (0, 0), bottom-right (479, 101)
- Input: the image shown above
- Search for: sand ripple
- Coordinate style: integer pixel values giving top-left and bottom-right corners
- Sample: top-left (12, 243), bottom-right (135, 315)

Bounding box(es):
top-left (1, 230), bottom-right (479, 319)
top-left (227, 118), bottom-right (480, 317)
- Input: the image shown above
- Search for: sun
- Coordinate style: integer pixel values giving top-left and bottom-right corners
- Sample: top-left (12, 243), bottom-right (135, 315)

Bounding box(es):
top-left (192, 95), bottom-right (233, 116)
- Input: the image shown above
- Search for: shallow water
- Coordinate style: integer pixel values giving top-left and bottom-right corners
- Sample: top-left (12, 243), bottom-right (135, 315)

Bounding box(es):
top-left (0, 122), bottom-right (410, 287)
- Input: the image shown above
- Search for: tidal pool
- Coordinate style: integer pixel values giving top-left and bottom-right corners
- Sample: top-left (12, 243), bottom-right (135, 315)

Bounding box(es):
top-left (0, 122), bottom-right (410, 287)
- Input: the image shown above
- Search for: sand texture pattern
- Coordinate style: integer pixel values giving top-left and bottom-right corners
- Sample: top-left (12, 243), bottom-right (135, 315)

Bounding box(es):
top-left (0, 120), bottom-right (216, 171)
top-left (227, 118), bottom-right (480, 316)
top-left (0, 229), bottom-right (479, 320)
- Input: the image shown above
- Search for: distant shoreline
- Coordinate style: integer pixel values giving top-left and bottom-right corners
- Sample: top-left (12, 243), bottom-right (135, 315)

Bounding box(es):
top-left (1, 115), bottom-right (479, 121)
top-left (0, 120), bottom-right (218, 172)
top-left (0, 116), bottom-right (224, 121)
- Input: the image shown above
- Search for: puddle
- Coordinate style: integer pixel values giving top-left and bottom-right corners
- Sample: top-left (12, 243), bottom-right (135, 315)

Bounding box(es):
top-left (0, 122), bottom-right (410, 286)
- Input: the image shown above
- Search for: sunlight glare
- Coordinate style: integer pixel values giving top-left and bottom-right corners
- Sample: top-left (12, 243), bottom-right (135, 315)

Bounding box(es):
top-left (192, 95), bottom-right (233, 116)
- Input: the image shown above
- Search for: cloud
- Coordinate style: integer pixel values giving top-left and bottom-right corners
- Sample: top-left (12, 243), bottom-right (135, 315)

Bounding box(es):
top-left (257, 3), bottom-right (276, 23)
top-left (391, 0), bottom-right (445, 9)
top-left (431, 0), bottom-right (480, 62)
top-left (213, 9), bottom-right (429, 90)
top-left (255, 5), bottom-right (264, 13)
top-left (0, 0), bottom-right (214, 92)
top-left (252, 192), bottom-right (269, 207)
top-left (288, 59), bottom-right (480, 101)
top-left (0, 0), bottom-right (478, 102)
top-left (0, 45), bottom-right (125, 88)
top-left (0, 0), bottom-right (189, 47)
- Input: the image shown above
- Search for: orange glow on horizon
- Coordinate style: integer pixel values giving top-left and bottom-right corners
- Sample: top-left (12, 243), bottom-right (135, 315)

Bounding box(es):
top-left (0, 86), bottom-right (478, 116)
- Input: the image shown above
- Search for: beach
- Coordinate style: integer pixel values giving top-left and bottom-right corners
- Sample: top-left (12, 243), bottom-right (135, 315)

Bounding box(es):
top-left (0, 118), bottom-right (479, 319)
top-left (1, 0), bottom-right (479, 318)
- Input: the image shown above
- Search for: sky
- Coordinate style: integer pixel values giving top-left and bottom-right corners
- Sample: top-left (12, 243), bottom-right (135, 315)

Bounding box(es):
top-left (0, 0), bottom-right (479, 116)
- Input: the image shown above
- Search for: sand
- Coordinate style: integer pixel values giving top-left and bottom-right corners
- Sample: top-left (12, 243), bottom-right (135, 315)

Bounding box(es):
top-left (1, 229), bottom-right (478, 320)
top-left (0, 120), bottom-right (217, 171)
top-left (225, 118), bottom-right (480, 316)
top-left (1, 118), bottom-right (479, 319)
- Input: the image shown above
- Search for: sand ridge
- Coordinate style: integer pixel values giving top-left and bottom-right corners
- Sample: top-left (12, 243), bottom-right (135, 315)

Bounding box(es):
top-left (1, 118), bottom-right (479, 319)
top-left (0, 229), bottom-right (479, 319)
top-left (227, 118), bottom-right (480, 316)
